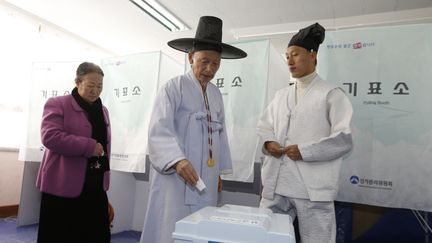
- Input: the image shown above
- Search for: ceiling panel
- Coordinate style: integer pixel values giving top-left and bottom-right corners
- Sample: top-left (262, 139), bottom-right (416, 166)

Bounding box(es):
top-left (4, 0), bottom-right (432, 62)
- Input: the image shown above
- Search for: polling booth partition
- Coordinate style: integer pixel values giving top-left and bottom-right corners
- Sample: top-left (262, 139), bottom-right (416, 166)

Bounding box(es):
top-left (317, 24), bottom-right (432, 241)
top-left (318, 24), bottom-right (432, 213)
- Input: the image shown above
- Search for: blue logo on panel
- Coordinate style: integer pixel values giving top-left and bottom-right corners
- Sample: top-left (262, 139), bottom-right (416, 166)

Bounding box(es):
top-left (350, 175), bottom-right (359, 184)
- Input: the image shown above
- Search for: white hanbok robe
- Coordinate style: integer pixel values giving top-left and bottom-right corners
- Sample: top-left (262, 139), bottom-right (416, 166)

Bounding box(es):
top-left (257, 75), bottom-right (353, 202)
top-left (140, 71), bottom-right (232, 243)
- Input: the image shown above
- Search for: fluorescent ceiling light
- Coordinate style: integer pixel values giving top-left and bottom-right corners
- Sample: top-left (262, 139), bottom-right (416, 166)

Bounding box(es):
top-left (130, 0), bottom-right (189, 31)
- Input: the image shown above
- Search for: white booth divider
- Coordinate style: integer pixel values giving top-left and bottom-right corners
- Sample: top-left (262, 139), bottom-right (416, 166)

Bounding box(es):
top-left (318, 23), bottom-right (432, 211)
top-left (19, 62), bottom-right (80, 162)
top-left (101, 52), bottom-right (183, 173)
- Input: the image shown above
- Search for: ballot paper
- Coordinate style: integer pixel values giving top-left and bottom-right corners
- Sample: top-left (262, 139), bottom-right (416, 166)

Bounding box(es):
top-left (196, 177), bottom-right (206, 191)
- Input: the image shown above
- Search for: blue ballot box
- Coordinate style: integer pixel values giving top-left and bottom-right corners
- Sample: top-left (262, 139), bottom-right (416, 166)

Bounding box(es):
top-left (172, 204), bottom-right (295, 243)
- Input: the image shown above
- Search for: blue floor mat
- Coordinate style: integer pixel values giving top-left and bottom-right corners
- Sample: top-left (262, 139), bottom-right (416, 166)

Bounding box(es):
top-left (352, 209), bottom-right (429, 243)
top-left (0, 217), bottom-right (141, 243)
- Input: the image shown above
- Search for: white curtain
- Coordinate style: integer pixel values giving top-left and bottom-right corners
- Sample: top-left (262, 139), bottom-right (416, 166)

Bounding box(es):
top-left (318, 23), bottom-right (432, 211)
top-left (212, 40), bottom-right (289, 182)
top-left (101, 52), bottom-right (183, 173)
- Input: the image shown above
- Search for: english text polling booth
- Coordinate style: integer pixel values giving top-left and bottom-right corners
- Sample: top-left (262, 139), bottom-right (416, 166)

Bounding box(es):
top-left (189, 39), bottom-right (289, 183)
top-left (318, 24), bottom-right (432, 212)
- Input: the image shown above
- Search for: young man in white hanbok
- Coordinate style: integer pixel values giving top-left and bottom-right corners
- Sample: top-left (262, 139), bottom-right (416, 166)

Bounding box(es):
top-left (257, 23), bottom-right (353, 243)
top-left (140, 16), bottom-right (247, 243)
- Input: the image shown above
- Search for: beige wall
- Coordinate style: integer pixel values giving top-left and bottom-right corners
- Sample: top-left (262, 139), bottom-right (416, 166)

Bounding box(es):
top-left (0, 150), bottom-right (24, 206)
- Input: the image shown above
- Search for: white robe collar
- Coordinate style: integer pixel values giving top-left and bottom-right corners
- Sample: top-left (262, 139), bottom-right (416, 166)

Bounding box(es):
top-left (288, 72), bottom-right (320, 112)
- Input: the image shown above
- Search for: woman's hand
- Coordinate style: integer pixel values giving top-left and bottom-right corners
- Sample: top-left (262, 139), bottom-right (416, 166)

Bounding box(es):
top-left (92, 143), bottom-right (104, 156)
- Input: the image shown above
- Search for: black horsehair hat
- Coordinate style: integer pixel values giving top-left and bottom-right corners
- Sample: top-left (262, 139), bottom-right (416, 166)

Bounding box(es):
top-left (288, 23), bottom-right (325, 52)
top-left (168, 16), bottom-right (247, 59)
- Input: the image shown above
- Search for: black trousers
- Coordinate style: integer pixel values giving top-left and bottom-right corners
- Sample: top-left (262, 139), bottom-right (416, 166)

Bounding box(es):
top-left (37, 171), bottom-right (110, 243)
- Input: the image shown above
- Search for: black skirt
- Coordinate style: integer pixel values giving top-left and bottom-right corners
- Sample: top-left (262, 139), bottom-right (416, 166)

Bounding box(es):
top-left (37, 165), bottom-right (110, 243)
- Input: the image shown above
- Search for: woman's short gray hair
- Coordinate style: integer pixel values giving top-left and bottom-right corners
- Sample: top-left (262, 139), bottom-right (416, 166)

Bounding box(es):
top-left (75, 62), bottom-right (104, 81)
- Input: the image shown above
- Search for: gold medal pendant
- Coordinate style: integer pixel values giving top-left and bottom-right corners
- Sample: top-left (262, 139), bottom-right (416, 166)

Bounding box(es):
top-left (207, 158), bottom-right (216, 167)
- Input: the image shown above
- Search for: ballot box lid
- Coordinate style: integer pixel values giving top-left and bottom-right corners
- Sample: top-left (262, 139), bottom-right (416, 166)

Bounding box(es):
top-left (173, 204), bottom-right (295, 243)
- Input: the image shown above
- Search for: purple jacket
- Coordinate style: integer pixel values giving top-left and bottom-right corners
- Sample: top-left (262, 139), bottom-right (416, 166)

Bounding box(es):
top-left (36, 94), bottom-right (111, 198)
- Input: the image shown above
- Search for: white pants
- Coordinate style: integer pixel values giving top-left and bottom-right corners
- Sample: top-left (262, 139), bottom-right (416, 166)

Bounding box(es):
top-left (260, 194), bottom-right (336, 243)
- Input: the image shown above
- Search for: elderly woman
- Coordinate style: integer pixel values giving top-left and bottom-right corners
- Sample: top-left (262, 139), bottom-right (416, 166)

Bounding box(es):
top-left (36, 62), bottom-right (111, 243)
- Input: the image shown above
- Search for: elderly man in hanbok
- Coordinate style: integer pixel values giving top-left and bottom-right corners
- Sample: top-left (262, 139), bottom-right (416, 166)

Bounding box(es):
top-left (257, 23), bottom-right (353, 243)
top-left (140, 16), bottom-right (247, 243)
